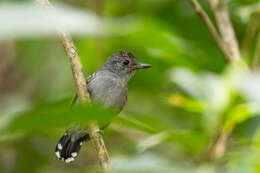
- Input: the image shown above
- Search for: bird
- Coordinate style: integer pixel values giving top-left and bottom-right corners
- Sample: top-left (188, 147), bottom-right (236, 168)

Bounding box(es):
top-left (55, 50), bottom-right (151, 163)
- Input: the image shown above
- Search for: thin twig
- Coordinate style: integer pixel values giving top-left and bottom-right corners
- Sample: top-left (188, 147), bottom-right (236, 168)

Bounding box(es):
top-left (189, 0), bottom-right (232, 62)
top-left (36, 0), bottom-right (110, 170)
top-left (0, 41), bottom-right (15, 87)
top-left (209, 0), bottom-right (241, 61)
top-left (189, 0), bottom-right (248, 160)
top-left (253, 33), bottom-right (260, 70)
top-left (209, 127), bottom-right (233, 160)
top-left (208, 0), bottom-right (244, 160)
top-left (89, 123), bottom-right (110, 169)
top-left (58, 31), bottom-right (91, 103)
top-left (241, 13), bottom-right (260, 60)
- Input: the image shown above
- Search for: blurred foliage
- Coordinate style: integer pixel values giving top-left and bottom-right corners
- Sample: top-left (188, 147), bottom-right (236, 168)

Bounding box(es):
top-left (2, 0), bottom-right (260, 173)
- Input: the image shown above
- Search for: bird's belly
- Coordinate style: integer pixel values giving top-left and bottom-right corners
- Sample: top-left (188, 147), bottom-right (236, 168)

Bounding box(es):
top-left (88, 84), bottom-right (127, 112)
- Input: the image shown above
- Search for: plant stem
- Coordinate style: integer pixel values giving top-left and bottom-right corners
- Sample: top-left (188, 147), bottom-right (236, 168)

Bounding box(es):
top-left (209, 0), bottom-right (241, 62)
top-left (189, 0), bottom-right (247, 160)
top-left (189, 0), bottom-right (231, 62)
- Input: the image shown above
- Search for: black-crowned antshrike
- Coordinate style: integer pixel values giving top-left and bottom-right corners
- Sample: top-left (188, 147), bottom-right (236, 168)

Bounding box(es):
top-left (55, 51), bottom-right (151, 163)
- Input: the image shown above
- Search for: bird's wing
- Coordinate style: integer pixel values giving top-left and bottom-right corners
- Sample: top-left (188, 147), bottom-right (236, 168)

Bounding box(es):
top-left (70, 72), bottom-right (97, 106)
top-left (86, 72), bottom-right (98, 84)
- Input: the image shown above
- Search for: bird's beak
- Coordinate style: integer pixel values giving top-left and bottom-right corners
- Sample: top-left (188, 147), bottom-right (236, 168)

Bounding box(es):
top-left (135, 63), bottom-right (151, 70)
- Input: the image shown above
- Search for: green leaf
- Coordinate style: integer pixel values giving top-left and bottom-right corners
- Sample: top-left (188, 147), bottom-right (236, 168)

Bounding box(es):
top-left (223, 104), bottom-right (251, 132)
top-left (114, 115), bottom-right (158, 134)
top-left (167, 94), bottom-right (204, 113)
top-left (2, 99), bottom-right (116, 136)
top-left (137, 130), bottom-right (208, 154)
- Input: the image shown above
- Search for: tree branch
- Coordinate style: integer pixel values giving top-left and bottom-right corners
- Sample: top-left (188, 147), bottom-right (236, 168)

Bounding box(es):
top-left (208, 0), bottom-right (244, 160)
top-left (209, 127), bottom-right (233, 160)
top-left (189, 0), bottom-right (232, 62)
top-left (189, 0), bottom-right (247, 160)
top-left (36, 0), bottom-right (110, 170)
top-left (209, 0), bottom-right (241, 61)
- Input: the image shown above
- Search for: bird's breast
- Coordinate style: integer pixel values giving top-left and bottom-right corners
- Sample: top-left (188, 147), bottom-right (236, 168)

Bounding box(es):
top-left (87, 73), bottom-right (128, 112)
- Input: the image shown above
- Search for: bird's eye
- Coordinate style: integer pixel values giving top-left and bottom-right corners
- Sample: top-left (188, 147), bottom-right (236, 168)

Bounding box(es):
top-left (123, 60), bottom-right (129, 65)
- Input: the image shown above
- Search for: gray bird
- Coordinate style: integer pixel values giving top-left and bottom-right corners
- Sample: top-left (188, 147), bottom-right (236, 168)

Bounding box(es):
top-left (55, 50), bottom-right (151, 163)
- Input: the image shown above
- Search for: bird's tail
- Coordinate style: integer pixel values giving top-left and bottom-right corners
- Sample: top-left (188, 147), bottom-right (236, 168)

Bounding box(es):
top-left (55, 126), bottom-right (90, 163)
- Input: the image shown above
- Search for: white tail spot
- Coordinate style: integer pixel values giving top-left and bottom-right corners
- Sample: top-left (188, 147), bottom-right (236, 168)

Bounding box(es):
top-left (71, 152), bottom-right (77, 157)
top-left (55, 151), bottom-right (60, 158)
top-left (65, 157), bottom-right (74, 163)
top-left (58, 143), bottom-right (62, 150)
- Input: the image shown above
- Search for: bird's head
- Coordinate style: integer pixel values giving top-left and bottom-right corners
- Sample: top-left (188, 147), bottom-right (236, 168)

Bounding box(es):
top-left (103, 51), bottom-right (151, 80)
